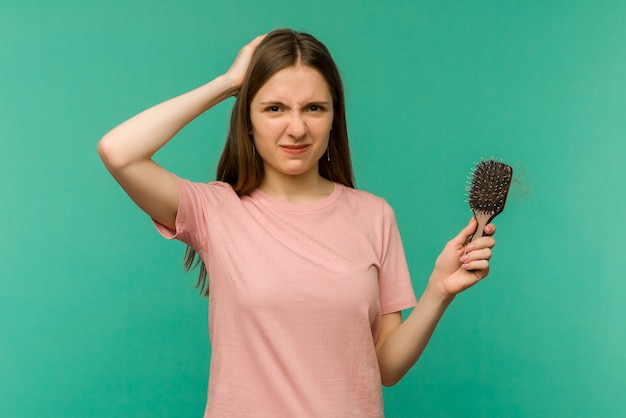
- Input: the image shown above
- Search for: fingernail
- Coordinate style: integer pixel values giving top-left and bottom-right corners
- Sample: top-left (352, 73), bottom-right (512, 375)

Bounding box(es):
top-left (460, 255), bottom-right (469, 262)
top-left (466, 244), bottom-right (474, 252)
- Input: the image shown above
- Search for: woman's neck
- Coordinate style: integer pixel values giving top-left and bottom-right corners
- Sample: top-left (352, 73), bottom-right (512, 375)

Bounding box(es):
top-left (258, 171), bottom-right (334, 203)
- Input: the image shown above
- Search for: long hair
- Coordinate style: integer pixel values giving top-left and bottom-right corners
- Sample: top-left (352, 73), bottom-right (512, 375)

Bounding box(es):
top-left (185, 28), bottom-right (356, 296)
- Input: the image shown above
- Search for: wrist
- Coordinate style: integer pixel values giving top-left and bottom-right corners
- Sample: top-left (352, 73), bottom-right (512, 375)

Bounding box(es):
top-left (423, 279), bottom-right (455, 308)
top-left (217, 73), bottom-right (242, 97)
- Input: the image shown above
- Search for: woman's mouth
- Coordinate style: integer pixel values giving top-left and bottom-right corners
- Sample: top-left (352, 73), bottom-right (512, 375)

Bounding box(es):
top-left (279, 144), bottom-right (311, 156)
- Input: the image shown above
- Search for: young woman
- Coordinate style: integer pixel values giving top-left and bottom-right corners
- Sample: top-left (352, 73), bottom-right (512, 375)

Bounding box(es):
top-left (98, 29), bottom-right (496, 417)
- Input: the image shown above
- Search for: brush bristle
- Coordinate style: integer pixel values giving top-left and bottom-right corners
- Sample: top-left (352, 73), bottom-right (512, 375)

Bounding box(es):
top-left (467, 159), bottom-right (513, 216)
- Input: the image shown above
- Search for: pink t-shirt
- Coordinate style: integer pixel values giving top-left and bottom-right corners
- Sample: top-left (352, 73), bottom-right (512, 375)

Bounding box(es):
top-left (154, 175), bottom-right (417, 417)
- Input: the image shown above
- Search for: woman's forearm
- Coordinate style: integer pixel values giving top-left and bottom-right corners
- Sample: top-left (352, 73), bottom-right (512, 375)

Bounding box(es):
top-left (377, 283), bottom-right (454, 386)
top-left (377, 219), bottom-right (495, 386)
top-left (98, 74), bottom-right (238, 169)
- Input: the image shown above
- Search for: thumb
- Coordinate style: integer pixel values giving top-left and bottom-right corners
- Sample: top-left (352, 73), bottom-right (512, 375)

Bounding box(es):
top-left (453, 218), bottom-right (478, 247)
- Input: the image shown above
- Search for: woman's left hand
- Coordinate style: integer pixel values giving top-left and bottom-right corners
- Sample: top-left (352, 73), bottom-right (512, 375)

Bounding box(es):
top-left (429, 218), bottom-right (496, 300)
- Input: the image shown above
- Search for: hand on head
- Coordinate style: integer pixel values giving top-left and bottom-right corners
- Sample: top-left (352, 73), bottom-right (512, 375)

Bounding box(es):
top-left (224, 35), bottom-right (267, 92)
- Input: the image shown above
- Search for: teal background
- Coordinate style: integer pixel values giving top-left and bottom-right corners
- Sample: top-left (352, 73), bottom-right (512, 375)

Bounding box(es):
top-left (2, 0), bottom-right (625, 417)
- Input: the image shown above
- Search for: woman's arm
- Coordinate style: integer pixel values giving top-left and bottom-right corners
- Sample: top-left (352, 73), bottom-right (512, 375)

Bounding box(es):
top-left (375, 218), bottom-right (496, 386)
top-left (97, 35), bottom-right (264, 228)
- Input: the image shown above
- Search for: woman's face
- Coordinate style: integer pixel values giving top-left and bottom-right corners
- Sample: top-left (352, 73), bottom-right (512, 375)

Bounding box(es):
top-left (249, 64), bottom-right (333, 183)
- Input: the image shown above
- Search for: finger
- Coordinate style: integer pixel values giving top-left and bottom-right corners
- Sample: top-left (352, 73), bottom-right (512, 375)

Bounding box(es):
top-left (466, 236), bottom-right (496, 252)
top-left (484, 223), bottom-right (497, 236)
top-left (461, 247), bottom-right (492, 263)
top-left (461, 258), bottom-right (491, 273)
top-left (238, 35), bottom-right (266, 60)
top-left (250, 34), bottom-right (267, 47)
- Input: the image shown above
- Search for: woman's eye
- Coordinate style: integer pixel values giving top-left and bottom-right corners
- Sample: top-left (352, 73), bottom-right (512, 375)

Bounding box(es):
top-left (308, 104), bottom-right (324, 112)
top-left (265, 106), bottom-right (281, 112)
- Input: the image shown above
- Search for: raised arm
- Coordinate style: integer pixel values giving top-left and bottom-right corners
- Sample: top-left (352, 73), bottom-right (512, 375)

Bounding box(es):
top-left (97, 35), bottom-right (265, 229)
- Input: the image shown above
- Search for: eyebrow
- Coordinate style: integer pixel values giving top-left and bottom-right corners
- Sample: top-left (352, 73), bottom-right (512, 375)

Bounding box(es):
top-left (258, 100), bottom-right (331, 106)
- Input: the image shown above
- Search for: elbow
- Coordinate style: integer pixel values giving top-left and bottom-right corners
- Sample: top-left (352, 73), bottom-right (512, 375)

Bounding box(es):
top-left (379, 366), bottom-right (404, 387)
top-left (381, 374), bottom-right (401, 387)
top-left (97, 134), bottom-right (115, 167)
top-left (97, 133), bottom-right (129, 170)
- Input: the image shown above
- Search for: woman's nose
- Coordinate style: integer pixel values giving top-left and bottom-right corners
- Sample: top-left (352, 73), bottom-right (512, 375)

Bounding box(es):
top-left (285, 113), bottom-right (307, 139)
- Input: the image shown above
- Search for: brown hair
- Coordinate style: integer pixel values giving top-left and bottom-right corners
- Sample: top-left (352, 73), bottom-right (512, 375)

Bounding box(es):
top-left (185, 28), bottom-right (356, 295)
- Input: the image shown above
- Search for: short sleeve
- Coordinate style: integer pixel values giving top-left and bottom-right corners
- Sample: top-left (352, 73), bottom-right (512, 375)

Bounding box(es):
top-left (378, 201), bottom-right (417, 314)
top-left (152, 174), bottom-right (232, 251)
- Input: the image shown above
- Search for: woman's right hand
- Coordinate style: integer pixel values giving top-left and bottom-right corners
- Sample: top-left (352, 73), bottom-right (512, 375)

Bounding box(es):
top-left (224, 35), bottom-right (266, 93)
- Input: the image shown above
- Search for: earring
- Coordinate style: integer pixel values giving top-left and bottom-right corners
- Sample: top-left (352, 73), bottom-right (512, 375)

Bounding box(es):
top-left (326, 147), bottom-right (330, 162)
top-left (253, 144), bottom-right (256, 160)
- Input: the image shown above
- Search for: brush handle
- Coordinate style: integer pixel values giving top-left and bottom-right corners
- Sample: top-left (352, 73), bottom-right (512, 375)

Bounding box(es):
top-left (470, 212), bottom-right (493, 242)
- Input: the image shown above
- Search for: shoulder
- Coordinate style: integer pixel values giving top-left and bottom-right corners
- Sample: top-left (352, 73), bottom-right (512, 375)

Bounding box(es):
top-left (338, 185), bottom-right (397, 221)
top-left (177, 177), bottom-right (235, 196)
top-left (174, 176), bottom-right (240, 211)
top-left (340, 185), bottom-right (393, 210)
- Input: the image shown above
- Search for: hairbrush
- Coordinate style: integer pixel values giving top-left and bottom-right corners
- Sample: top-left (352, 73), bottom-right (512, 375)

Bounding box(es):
top-left (466, 158), bottom-right (513, 241)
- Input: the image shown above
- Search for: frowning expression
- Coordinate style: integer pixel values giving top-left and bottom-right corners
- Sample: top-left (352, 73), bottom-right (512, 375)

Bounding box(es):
top-left (250, 64), bottom-right (333, 182)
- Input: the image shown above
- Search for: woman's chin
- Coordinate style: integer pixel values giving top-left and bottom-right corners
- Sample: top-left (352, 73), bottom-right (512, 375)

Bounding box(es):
top-left (269, 161), bottom-right (319, 179)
